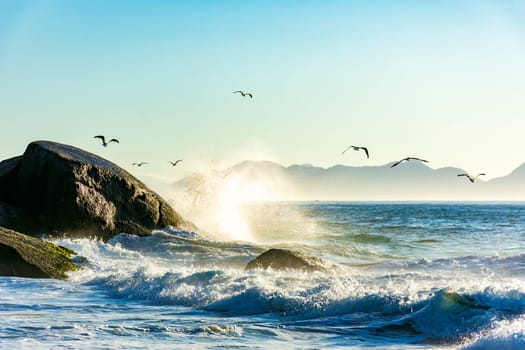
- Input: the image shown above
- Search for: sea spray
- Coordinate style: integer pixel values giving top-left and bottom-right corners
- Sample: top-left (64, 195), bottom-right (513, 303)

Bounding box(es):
top-left (461, 316), bottom-right (525, 350)
top-left (61, 228), bottom-right (524, 318)
top-left (165, 169), bottom-right (317, 244)
top-left (4, 203), bottom-right (523, 349)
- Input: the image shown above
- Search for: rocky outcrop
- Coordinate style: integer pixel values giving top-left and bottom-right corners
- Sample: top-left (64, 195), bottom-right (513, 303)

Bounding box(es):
top-left (245, 248), bottom-right (330, 272)
top-left (0, 201), bottom-right (19, 229)
top-left (0, 226), bottom-right (77, 279)
top-left (0, 140), bottom-right (193, 240)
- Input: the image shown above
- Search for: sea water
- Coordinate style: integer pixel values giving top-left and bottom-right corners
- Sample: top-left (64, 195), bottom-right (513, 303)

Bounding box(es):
top-left (1, 202), bottom-right (524, 349)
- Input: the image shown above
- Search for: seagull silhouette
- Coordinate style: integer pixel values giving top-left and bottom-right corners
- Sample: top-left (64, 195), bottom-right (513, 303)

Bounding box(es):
top-left (342, 145), bottom-right (369, 158)
top-left (132, 162), bottom-right (148, 167)
top-left (94, 135), bottom-right (119, 147)
top-left (390, 157), bottom-right (429, 168)
top-left (169, 160), bottom-right (183, 166)
top-left (457, 173), bottom-right (486, 183)
top-left (233, 90), bottom-right (253, 98)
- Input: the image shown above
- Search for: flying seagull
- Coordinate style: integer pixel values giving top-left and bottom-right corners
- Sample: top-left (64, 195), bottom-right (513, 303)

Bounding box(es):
top-left (132, 162), bottom-right (148, 167)
top-left (457, 173), bottom-right (486, 183)
top-left (94, 135), bottom-right (119, 147)
top-left (233, 90), bottom-right (253, 98)
top-left (342, 145), bottom-right (369, 158)
top-left (390, 157), bottom-right (429, 168)
top-left (169, 160), bottom-right (183, 166)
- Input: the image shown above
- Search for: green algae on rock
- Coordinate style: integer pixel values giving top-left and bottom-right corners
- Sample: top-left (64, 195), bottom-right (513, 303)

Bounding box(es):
top-left (0, 226), bottom-right (78, 279)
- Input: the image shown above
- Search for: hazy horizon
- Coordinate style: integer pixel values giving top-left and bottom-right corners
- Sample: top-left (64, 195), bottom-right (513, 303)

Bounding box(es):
top-left (2, 1), bottom-right (524, 192)
top-left (132, 159), bottom-right (525, 210)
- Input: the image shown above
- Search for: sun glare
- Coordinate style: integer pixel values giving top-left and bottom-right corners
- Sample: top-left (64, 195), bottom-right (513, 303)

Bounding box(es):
top-left (216, 176), bottom-right (276, 241)
top-left (180, 171), bottom-right (277, 242)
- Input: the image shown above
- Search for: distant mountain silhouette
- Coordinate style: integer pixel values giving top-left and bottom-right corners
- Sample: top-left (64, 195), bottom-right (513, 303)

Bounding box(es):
top-left (173, 161), bottom-right (525, 201)
top-left (490, 163), bottom-right (525, 183)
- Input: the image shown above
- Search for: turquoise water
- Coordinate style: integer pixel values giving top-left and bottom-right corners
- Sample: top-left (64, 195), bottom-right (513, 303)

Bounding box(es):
top-left (1, 203), bottom-right (524, 349)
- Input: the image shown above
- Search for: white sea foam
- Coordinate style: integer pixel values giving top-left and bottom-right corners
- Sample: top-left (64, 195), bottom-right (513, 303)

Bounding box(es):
top-left (39, 203), bottom-right (525, 349)
top-left (57, 231), bottom-right (524, 343)
top-left (461, 316), bottom-right (525, 350)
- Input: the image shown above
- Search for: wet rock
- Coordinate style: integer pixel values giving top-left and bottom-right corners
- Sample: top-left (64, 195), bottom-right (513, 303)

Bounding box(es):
top-left (245, 248), bottom-right (330, 272)
top-left (0, 226), bottom-right (78, 279)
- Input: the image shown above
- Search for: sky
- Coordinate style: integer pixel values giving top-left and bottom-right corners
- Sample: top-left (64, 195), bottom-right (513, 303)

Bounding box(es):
top-left (1, 0), bottom-right (525, 183)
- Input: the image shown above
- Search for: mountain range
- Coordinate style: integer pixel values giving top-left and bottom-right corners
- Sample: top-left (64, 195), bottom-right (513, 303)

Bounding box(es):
top-left (171, 160), bottom-right (525, 201)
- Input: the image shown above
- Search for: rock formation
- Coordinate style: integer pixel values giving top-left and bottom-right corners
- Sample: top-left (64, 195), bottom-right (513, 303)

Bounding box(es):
top-left (245, 248), bottom-right (330, 272)
top-left (0, 140), bottom-right (193, 241)
top-left (0, 226), bottom-right (77, 279)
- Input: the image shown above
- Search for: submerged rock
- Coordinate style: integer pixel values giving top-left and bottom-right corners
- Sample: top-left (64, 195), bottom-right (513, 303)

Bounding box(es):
top-left (245, 248), bottom-right (330, 272)
top-left (0, 140), bottom-right (192, 240)
top-left (0, 226), bottom-right (78, 279)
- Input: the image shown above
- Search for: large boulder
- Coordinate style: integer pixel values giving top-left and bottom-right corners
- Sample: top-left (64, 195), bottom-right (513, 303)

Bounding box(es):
top-left (0, 201), bottom-right (19, 229)
top-left (245, 248), bottom-right (331, 272)
top-left (0, 226), bottom-right (78, 279)
top-left (0, 140), bottom-right (192, 240)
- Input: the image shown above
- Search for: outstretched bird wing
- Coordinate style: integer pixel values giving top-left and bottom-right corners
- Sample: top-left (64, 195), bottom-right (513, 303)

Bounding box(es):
top-left (457, 173), bottom-right (474, 182)
top-left (94, 135), bottom-right (106, 143)
top-left (341, 146), bottom-right (352, 155)
top-left (390, 159), bottom-right (405, 168)
top-left (108, 139), bottom-right (119, 144)
top-left (362, 147), bottom-right (369, 159)
top-left (247, 93), bottom-right (253, 98)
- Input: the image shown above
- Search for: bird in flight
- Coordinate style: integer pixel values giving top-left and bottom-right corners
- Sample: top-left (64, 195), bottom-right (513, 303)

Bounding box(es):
top-left (457, 173), bottom-right (486, 183)
top-left (132, 162), bottom-right (148, 167)
top-left (391, 157), bottom-right (429, 168)
top-left (233, 90), bottom-right (253, 98)
top-left (342, 145), bottom-right (369, 158)
top-left (169, 160), bottom-right (183, 166)
top-left (94, 135), bottom-right (119, 147)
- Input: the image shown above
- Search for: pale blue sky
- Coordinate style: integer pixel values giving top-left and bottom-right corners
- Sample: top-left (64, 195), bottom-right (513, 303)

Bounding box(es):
top-left (1, 0), bottom-right (524, 181)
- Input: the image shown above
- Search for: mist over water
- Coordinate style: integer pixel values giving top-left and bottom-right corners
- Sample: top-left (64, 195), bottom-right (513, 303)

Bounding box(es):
top-left (2, 202), bottom-right (524, 349)
top-left (159, 167), bottom-right (304, 243)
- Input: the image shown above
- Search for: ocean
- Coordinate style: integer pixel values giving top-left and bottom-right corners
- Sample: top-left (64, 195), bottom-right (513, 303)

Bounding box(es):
top-left (1, 202), bottom-right (524, 349)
